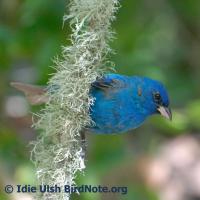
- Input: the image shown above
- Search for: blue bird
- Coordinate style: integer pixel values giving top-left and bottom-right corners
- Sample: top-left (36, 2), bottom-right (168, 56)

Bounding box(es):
top-left (90, 74), bottom-right (171, 134)
top-left (11, 73), bottom-right (171, 134)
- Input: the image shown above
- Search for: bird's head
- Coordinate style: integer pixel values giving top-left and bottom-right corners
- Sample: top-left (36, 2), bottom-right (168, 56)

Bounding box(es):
top-left (138, 77), bottom-right (172, 120)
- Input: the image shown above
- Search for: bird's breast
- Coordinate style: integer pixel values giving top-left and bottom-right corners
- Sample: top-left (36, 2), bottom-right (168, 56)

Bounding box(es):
top-left (89, 88), bottom-right (146, 134)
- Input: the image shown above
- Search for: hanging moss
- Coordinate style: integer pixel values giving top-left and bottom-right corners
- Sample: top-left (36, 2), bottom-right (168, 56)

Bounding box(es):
top-left (31, 0), bottom-right (119, 199)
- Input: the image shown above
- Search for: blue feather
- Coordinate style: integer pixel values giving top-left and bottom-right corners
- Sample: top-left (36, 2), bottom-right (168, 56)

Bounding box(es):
top-left (89, 74), bottom-right (170, 134)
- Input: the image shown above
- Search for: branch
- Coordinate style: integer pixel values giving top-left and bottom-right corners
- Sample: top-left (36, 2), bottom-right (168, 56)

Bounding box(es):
top-left (31, 0), bottom-right (119, 199)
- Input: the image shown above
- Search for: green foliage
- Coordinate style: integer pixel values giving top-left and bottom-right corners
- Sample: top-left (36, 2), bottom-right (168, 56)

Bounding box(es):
top-left (1, 0), bottom-right (200, 200)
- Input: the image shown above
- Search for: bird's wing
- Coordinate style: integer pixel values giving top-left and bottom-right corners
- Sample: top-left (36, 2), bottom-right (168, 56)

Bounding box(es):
top-left (91, 76), bottom-right (126, 91)
top-left (10, 82), bottom-right (48, 105)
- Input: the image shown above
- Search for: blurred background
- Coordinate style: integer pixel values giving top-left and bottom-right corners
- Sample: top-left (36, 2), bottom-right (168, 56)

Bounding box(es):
top-left (1, 0), bottom-right (200, 199)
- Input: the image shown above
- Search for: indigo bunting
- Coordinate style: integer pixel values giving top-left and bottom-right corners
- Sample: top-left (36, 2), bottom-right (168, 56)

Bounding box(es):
top-left (11, 73), bottom-right (171, 134)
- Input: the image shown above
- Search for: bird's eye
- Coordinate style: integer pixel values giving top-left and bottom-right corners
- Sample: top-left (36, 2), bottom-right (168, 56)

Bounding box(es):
top-left (154, 92), bottom-right (161, 103)
top-left (154, 92), bottom-right (161, 99)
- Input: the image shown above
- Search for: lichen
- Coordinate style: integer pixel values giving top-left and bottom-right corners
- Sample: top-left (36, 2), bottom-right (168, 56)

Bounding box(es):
top-left (31, 0), bottom-right (119, 199)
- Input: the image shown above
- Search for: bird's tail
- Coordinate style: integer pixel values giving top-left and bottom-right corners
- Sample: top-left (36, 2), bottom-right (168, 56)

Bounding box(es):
top-left (10, 82), bottom-right (48, 105)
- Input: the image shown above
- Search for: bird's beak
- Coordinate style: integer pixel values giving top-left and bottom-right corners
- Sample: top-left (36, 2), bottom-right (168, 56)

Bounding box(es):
top-left (157, 106), bottom-right (172, 121)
